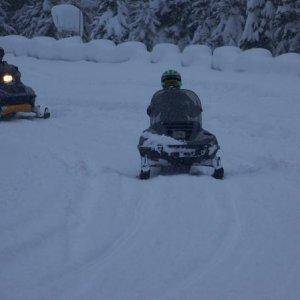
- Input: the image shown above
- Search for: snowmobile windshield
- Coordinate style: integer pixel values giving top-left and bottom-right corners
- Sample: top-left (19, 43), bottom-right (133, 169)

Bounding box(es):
top-left (149, 89), bottom-right (203, 124)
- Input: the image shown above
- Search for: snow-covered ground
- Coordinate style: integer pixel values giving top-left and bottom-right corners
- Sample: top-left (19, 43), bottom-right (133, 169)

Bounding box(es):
top-left (0, 54), bottom-right (299, 300)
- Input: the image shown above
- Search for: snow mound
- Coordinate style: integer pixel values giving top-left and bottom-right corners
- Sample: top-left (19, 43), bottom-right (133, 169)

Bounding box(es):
top-left (182, 45), bottom-right (212, 68)
top-left (28, 37), bottom-right (59, 60)
top-left (51, 4), bottom-right (83, 36)
top-left (115, 42), bottom-right (149, 63)
top-left (212, 46), bottom-right (242, 71)
top-left (84, 39), bottom-right (116, 62)
top-left (0, 35), bottom-right (31, 57)
top-left (55, 37), bottom-right (85, 61)
top-left (151, 43), bottom-right (181, 65)
top-left (234, 48), bottom-right (273, 73)
top-left (1, 35), bottom-right (299, 78)
top-left (274, 53), bottom-right (300, 77)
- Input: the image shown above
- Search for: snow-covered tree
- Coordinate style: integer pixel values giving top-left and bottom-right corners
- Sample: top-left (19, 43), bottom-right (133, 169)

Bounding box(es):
top-left (240, 0), bottom-right (278, 50)
top-left (13, 0), bottom-right (58, 38)
top-left (128, 0), bottom-right (160, 50)
top-left (0, 0), bottom-right (16, 35)
top-left (190, 0), bottom-right (213, 45)
top-left (1, 0), bottom-right (298, 55)
top-left (157, 0), bottom-right (193, 48)
top-left (90, 0), bottom-right (129, 43)
top-left (273, 0), bottom-right (300, 55)
top-left (210, 0), bottom-right (245, 48)
top-left (259, 0), bottom-right (276, 50)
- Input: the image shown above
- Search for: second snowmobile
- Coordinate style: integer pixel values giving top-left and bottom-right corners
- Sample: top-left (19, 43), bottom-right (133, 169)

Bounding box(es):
top-left (0, 47), bottom-right (50, 120)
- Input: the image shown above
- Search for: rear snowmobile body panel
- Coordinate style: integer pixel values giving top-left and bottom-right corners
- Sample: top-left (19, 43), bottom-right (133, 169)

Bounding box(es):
top-left (138, 128), bottom-right (219, 167)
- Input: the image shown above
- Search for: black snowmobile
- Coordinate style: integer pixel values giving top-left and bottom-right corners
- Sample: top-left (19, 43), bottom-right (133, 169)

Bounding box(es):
top-left (0, 57), bottom-right (50, 120)
top-left (138, 70), bottom-right (224, 180)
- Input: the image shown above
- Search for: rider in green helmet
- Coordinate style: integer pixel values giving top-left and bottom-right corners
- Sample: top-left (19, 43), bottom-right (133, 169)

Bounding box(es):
top-left (147, 70), bottom-right (183, 116)
top-left (161, 70), bottom-right (182, 89)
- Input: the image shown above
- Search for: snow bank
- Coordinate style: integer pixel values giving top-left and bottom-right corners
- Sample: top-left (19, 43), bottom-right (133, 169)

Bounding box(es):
top-left (182, 45), bottom-right (212, 68)
top-left (28, 36), bottom-right (59, 60)
top-left (212, 46), bottom-right (242, 71)
top-left (84, 39), bottom-right (116, 62)
top-left (234, 48), bottom-right (273, 73)
top-left (115, 42), bottom-right (150, 63)
top-left (55, 37), bottom-right (85, 61)
top-left (273, 53), bottom-right (300, 77)
top-left (1, 35), bottom-right (299, 77)
top-left (0, 35), bottom-right (31, 56)
top-left (151, 43), bottom-right (181, 65)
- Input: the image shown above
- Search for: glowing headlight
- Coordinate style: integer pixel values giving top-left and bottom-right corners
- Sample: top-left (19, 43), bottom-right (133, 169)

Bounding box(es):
top-left (3, 74), bottom-right (13, 84)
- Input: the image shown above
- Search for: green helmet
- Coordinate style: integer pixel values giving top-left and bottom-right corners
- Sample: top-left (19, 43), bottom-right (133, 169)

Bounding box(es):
top-left (161, 70), bottom-right (182, 89)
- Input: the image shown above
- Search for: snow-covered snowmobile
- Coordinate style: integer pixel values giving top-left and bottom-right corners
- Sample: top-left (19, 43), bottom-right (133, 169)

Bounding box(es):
top-left (0, 48), bottom-right (50, 120)
top-left (138, 70), bottom-right (224, 180)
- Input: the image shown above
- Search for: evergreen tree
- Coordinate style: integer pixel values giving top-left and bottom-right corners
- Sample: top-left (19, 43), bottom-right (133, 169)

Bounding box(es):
top-left (128, 0), bottom-right (160, 50)
top-left (273, 0), bottom-right (300, 54)
top-left (259, 0), bottom-right (277, 50)
top-left (0, 0), bottom-right (298, 55)
top-left (190, 0), bottom-right (213, 45)
top-left (90, 0), bottom-right (129, 43)
top-left (157, 0), bottom-right (193, 48)
top-left (210, 0), bottom-right (245, 48)
top-left (12, 0), bottom-right (58, 38)
top-left (240, 0), bottom-right (278, 50)
top-left (0, 0), bottom-right (16, 35)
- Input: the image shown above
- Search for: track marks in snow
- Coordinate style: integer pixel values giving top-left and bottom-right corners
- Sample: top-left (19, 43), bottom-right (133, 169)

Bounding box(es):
top-left (1, 56), bottom-right (299, 299)
top-left (59, 176), bottom-right (243, 300)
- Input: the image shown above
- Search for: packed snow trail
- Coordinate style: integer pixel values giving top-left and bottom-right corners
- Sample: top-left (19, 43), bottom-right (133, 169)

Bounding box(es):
top-left (0, 55), bottom-right (299, 300)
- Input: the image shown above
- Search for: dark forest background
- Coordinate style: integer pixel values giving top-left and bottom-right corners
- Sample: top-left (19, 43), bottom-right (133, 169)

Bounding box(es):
top-left (1, 0), bottom-right (299, 55)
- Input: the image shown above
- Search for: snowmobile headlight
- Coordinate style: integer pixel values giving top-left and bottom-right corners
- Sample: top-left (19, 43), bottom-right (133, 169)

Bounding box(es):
top-left (3, 74), bottom-right (13, 84)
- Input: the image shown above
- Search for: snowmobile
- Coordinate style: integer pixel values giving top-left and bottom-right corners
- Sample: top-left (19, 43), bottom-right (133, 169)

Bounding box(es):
top-left (138, 81), bottom-right (224, 180)
top-left (0, 63), bottom-right (50, 120)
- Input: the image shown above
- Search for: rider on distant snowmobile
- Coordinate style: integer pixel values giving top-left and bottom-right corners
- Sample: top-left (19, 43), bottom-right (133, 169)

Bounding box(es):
top-left (0, 47), bottom-right (5, 64)
top-left (138, 70), bottom-right (224, 179)
top-left (0, 47), bottom-right (50, 119)
top-left (0, 47), bottom-right (21, 81)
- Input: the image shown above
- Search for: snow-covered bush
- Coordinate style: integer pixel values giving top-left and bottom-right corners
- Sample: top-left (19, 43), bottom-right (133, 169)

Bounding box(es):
top-left (273, 53), bottom-right (300, 77)
top-left (84, 39), bottom-right (116, 62)
top-left (115, 41), bottom-right (149, 63)
top-left (1, 33), bottom-right (299, 78)
top-left (0, 35), bottom-right (31, 56)
top-left (28, 36), bottom-right (58, 60)
top-left (151, 43), bottom-right (181, 64)
top-left (212, 46), bottom-right (242, 71)
top-left (54, 37), bottom-right (85, 61)
top-left (181, 45), bottom-right (212, 68)
top-left (233, 48), bottom-right (273, 73)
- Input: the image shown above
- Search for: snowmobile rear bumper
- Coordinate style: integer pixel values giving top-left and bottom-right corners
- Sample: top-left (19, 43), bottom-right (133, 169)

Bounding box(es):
top-left (138, 143), bottom-right (218, 167)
